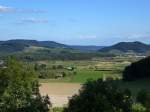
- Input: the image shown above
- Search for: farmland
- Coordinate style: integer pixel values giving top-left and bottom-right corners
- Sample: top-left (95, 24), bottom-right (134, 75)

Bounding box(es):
top-left (39, 56), bottom-right (135, 83)
top-left (38, 56), bottom-right (150, 110)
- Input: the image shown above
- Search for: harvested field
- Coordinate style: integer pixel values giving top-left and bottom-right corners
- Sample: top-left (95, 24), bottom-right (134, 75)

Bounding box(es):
top-left (40, 83), bottom-right (82, 107)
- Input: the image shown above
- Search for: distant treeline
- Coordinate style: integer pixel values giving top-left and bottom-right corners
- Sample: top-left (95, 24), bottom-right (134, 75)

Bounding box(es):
top-left (5, 50), bottom-right (115, 61)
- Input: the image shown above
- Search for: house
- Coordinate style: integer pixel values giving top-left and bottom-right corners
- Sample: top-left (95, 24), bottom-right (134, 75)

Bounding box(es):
top-left (0, 60), bottom-right (4, 67)
top-left (0, 60), bottom-right (7, 68)
top-left (66, 66), bottom-right (74, 71)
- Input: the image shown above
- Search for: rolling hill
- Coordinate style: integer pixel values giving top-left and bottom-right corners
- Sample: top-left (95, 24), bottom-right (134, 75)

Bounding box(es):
top-left (70, 45), bottom-right (105, 51)
top-left (0, 39), bottom-right (105, 54)
top-left (0, 39), bottom-right (113, 61)
top-left (99, 41), bottom-right (150, 54)
top-left (0, 39), bottom-right (68, 54)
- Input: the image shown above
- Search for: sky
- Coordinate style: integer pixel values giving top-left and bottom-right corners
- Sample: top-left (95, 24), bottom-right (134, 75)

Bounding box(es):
top-left (0, 0), bottom-right (150, 45)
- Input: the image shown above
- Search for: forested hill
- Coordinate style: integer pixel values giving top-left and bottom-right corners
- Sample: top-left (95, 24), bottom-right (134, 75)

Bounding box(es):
top-left (0, 39), bottom-right (68, 53)
top-left (0, 39), bottom-right (105, 53)
top-left (99, 41), bottom-right (150, 54)
top-left (0, 39), bottom-right (114, 61)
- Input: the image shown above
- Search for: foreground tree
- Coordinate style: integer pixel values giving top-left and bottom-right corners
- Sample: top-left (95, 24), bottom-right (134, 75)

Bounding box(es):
top-left (137, 90), bottom-right (150, 112)
top-left (123, 56), bottom-right (150, 81)
top-left (64, 79), bottom-right (133, 112)
top-left (0, 58), bottom-right (51, 112)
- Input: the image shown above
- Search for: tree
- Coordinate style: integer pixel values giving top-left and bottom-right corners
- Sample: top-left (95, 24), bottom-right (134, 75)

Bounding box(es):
top-left (64, 79), bottom-right (133, 112)
top-left (132, 103), bottom-right (146, 112)
top-left (123, 56), bottom-right (150, 81)
top-left (0, 57), bottom-right (51, 112)
top-left (137, 90), bottom-right (150, 111)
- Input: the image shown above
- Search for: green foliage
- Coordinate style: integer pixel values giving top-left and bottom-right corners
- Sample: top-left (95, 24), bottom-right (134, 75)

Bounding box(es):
top-left (34, 63), bottom-right (75, 79)
top-left (0, 58), bottom-right (51, 112)
top-left (137, 90), bottom-right (150, 111)
top-left (64, 79), bottom-right (133, 112)
top-left (123, 56), bottom-right (150, 81)
top-left (132, 103), bottom-right (146, 112)
top-left (13, 49), bottom-right (114, 61)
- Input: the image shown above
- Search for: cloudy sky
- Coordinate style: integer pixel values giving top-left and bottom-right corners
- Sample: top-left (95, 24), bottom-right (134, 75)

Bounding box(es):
top-left (0, 0), bottom-right (150, 45)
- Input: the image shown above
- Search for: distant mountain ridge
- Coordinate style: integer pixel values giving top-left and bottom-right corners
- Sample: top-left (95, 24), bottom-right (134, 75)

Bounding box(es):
top-left (0, 39), bottom-right (68, 48)
top-left (0, 39), bottom-right (112, 61)
top-left (0, 39), bottom-right (105, 54)
top-left (99, 41), bottom-right (150, 54)
top-left (1, 40), bottom-right (150, 55)
top-left (0, 39), bottom-right (68, 54)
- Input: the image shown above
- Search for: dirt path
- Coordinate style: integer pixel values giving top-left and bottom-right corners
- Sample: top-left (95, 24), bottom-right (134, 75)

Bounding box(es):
top-left (40, 83), bottom-right (82, 107)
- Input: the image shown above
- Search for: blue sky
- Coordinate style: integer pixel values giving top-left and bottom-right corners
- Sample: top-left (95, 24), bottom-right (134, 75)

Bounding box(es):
top-left (0, 0), bottom-right (150, 45)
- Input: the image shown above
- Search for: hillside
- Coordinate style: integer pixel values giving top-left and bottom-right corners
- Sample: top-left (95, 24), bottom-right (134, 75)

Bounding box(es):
top-left (70, 45), bottom-right (105, 51)
top-left (0, 39), bottom-right (105, 53)
top-left (99, 41), bottom-right (150, 54)
top-left (0, 39), bottom-right (68, 54)
top-left (123, 56), bottom-right (150, 81)
top-left (0, 39), bottom-right (114, 61)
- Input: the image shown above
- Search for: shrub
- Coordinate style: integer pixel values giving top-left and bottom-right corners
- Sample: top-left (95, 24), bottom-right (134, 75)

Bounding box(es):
top-left (132, 103), bottom-right (146, 112)
top-left (123, 56), bottom-right (150, 81)
top-left (64, 79), bottom-right (133, 112)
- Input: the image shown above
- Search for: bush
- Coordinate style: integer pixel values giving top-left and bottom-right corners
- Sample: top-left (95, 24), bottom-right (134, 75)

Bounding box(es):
top-left (137, 90), bottom-right (150, 110)
top-left (64, 79), bottom-right (133, 112)
top-left (132, 103), bottom-right (146, 112)
top-left (123, 56), bottom-right (150, 81)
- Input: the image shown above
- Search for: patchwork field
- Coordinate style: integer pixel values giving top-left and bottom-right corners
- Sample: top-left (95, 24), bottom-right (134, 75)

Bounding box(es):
top-left (39, 57), bottom-right (131, 83)
top-left (39, 57), bottom-right (150, 108)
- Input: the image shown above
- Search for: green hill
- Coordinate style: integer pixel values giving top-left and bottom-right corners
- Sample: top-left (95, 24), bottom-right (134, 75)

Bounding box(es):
top-left (0, 39), bottom-right (68, 54)
top-left (99, 41), bottom-right (150, 54)
top-left (0, 39), bottom-right (114, 61)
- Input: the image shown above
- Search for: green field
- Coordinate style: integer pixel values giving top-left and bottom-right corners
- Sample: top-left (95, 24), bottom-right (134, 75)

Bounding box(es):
top-left (39, 57), bottom-right (150, 96)
top-left (39, 58), bottom-right (127, 83)
top-left (40, 70), bottom-right (121, 83)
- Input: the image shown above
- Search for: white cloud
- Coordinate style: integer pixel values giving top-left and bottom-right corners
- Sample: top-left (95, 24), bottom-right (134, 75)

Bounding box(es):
top-left (19, 18), bottom-right (49, 24)
top-left (0, 5), bottom-right (15, 13)
top-left (0, 5), bottom-right (45, 13)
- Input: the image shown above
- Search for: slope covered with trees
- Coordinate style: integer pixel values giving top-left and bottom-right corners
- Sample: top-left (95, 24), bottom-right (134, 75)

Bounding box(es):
top-left (123, 56), bottom-right (150, 81)
top-left (99, 41), bottom-right (150, 54)
top-left (0, 39), bottom-right (68, 54)
top-left (0, 39), bottom-right (114, 61)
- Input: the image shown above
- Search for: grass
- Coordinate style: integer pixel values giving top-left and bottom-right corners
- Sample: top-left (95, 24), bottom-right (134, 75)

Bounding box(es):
top-left (71, 70), bottom-right (120, 83)
top-left (40, 70), bottom-right (121, 83)
top-left (71, 70), bottom-right (104, 83)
